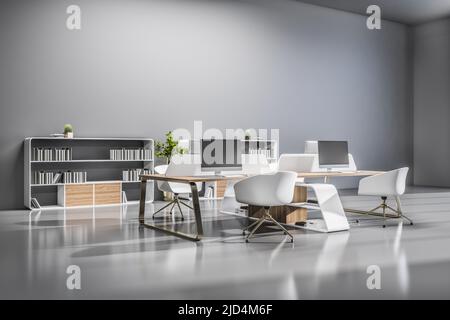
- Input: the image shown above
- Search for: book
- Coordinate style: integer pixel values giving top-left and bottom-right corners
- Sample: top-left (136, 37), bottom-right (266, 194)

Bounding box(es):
top-left (31, 198), bottom-right (41, 209)
top-left (53, 172), bottom-right (62, 184)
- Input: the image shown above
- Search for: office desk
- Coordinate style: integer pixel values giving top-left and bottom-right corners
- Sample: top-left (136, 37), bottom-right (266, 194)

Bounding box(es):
top-left (247, 170), bottom-right (385, 230)
top-left (140, 171), bottom-right (385, 239)
top-left (298, 170), bottom-right (384, 182)
top-left (138, 174), bottom-right (244, 241)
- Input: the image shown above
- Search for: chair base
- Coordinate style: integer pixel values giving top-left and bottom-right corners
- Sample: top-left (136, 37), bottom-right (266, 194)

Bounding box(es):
top-left (152, 194), bottom-right (193, 221)
top-left (348, 196), bottom-right (413, 228)
top-left (243, 207), bottom-right (294, 243)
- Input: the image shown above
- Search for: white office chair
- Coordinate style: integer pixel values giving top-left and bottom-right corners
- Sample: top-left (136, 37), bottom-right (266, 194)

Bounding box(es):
top-left (234, 171), bottom-right (297, 242)
top-left (153, 154), bottom-right (202, 220)
top-left (357, 167), bottom-right (412, 227)
top-left (278, 153), bottom-right (318, 183)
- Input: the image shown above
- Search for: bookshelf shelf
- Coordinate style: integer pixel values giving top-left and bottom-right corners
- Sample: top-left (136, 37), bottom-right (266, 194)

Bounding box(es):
top-left (24, 137), bottom-right (154, 209)
top-left (31, 159), bottom-right (153, 163)
top-left (30, 180), bottom-right (142, 187)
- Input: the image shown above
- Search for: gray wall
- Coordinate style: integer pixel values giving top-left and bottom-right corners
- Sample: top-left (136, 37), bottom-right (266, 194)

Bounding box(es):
top-left (413, 18), bottom-right (450, 186)
top-left (0, 0), bottom-right (413, 209)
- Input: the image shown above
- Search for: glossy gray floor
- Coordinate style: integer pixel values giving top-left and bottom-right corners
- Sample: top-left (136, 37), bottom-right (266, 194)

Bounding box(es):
top-left (1, 188), bottom-right (450, 299)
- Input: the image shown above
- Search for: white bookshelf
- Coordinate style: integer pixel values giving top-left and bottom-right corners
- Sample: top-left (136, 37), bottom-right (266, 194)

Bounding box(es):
top-left (31, 159), bottom-right (154, 163)
top-left (24, 137), bottom-right (154, 209)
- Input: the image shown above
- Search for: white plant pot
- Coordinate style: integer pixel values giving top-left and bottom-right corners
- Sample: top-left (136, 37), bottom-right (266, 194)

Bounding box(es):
top-left (65, 132), bottom-right (74, 139)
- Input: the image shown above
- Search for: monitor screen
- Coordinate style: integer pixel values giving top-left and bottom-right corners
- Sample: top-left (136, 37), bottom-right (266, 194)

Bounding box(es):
top-left (318, 141), bottom-right (349, 168)
top-left (201, 139), bottom-right (242, 171)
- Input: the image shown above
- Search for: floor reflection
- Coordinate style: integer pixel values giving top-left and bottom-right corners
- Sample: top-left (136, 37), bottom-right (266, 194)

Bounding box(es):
top-left (2, 191), bottom-right (450, 299)
top-left (393, 222), bottom-right (410, 296)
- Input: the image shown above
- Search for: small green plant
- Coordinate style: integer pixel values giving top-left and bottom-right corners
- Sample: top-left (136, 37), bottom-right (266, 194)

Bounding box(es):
top-left (155, 131), bottom-right (188, 163)
top-left (63, 124), bottom-right (73, 134)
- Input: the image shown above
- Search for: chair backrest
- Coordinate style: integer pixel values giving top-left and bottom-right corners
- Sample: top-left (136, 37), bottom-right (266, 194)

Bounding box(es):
top-left (395, 167), bottom-right (409, 195)
top-left (234, 171), bottom-right (297, 207)
top-left (165, 154), bottom-right (202, 194)
top-left (166, 154), bottom-right (201, 176)
top-left (278, 154), bottom-right (315, 172)
top-left (154, 165), bottom-right (168, 190)
top-left (154, 165), bottom-right (168, 175)
top-left (358, 167), bottom-right (409, 196)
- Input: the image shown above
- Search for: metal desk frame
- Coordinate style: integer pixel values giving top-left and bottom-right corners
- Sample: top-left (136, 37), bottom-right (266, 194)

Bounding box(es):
top-left (139, 174), bottom-right (242, 241)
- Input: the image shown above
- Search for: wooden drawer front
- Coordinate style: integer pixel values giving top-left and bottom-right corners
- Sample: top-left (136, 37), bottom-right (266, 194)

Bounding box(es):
top-left (94, 183), bottom-right (121, 205)
top-left (65, 184), bottom-right (94, 207)
top-left (216, 180), bottom-right (228, 198)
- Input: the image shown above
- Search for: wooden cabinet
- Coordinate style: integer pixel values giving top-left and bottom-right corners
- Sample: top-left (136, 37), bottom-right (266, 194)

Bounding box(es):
top-left (58, 182), bottom-right (122, 207)
top-left (94, 183), bottom-right (121, 205)
top-left (64, 184), bottom-right (94, 207)
top-left (215, 180), bottom-right (228, 198)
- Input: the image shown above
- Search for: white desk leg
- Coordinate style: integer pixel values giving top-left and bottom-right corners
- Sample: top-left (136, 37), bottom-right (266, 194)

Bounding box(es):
top-left (220, 180), bottom-right (242, 215)
top-left (301, 184), bottom-right (350, 233)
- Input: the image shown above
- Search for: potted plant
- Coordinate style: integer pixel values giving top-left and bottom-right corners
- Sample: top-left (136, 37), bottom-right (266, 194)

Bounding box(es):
top-left (64, 124), bottom-right (74, 138)
top-left (155, 131), bottom-right (188, 200)
top-left (155, 131), bottom-right (188, 164)
top-left (245, 130), bottom-right (252, 140)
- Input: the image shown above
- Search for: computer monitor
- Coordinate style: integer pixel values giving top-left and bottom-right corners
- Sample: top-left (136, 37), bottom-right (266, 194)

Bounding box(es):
top-left (318, 140), bottom-right (349, 169)
top-left (201, 139), bottom-right (242, 174)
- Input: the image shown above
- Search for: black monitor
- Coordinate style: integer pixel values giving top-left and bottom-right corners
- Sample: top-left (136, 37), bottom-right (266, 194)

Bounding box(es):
top-left (201, 139), bottom-right (242, 174)
top-left (318, 141), bottom-right (349, 169)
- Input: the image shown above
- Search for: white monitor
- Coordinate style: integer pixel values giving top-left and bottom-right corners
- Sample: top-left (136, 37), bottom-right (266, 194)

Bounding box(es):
top-left (304, 140), bottom-right (318, 154)
top-left (318, 141), bottom-right (349, 169)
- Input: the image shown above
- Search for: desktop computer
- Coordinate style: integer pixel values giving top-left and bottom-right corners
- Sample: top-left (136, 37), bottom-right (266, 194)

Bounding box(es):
top-left (201, 139), bottom-right (243, 175)
top-left (317, 140), bottom-right (350, 171)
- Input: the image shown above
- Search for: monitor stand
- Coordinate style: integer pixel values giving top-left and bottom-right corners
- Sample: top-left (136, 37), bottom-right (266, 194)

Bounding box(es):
top-left (213, 170), bottom-right (223, 176)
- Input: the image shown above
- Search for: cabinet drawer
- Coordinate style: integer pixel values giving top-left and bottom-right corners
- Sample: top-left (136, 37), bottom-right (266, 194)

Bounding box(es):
top-left (65, 184), bottom-right (94, 207)
top-left (94, 183), bottom-right (121, 205)
top-left (216, 180), bottom-right (228, 198)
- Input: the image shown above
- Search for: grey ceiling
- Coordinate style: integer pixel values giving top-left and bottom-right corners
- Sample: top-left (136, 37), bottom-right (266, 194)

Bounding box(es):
top-left (296, 0), bottom-right (450, 25)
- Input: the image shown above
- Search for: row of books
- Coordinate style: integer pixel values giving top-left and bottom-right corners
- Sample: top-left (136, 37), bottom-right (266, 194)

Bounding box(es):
top-left (110, 148), bottom-right (152, 161)
top-left (32, 171), bottom-right (87, 185)
top-left (248, 148), bottom-right (273, 158)
top-left (32, 147), bottom-right (73, 161)
top-left (122, 168), bottom-right (151, 182)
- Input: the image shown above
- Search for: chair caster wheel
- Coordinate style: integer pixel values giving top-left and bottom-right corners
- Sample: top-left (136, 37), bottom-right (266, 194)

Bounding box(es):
top-left (245, 239), bottom-right (249, 243)
top-left (290, 239), bottom-right (294, 243)
top-left (283, 232), bottom-right (287, 235)
top-left (242, 231), bottom-right (246, 235)
top-left (356, 220), bottom-right (359, 223)
top-left (181, 218), bottom-right (184, 221)
top-left (410, 222), bottom-right (414, 225)
top-left (382, 225), bottom-right (386, 228)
